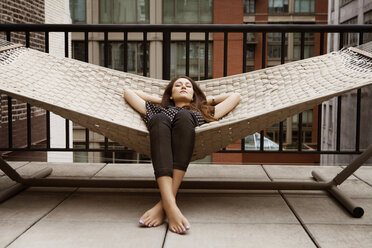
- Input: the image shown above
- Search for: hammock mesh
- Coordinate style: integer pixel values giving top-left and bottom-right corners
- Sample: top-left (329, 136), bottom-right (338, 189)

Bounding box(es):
top-left (0, 39), bottom-right (372, 161)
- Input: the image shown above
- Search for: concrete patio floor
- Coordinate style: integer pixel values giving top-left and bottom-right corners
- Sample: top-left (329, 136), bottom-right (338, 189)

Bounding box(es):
top-left (0, 162), bottom-right (372, 248)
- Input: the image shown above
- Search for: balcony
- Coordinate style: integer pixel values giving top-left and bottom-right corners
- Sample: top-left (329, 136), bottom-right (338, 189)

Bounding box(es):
top-left (1, 24), bottom-right (372, 247)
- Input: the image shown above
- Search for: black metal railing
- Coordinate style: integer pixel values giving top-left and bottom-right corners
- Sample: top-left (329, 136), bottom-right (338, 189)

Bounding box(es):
top-left (0, 24), bottom-right (372, 156)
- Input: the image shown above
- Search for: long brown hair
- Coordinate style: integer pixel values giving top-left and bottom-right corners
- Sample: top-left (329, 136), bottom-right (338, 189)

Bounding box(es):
top-left (161, 75), bottom-right (216, 122)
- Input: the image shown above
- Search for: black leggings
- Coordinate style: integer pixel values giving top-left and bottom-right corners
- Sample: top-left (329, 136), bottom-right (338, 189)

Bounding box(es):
top-left (148, 110), bottom-right (197, 179)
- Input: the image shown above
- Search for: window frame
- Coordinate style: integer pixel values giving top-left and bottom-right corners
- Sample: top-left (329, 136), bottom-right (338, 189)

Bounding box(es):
top-left (99, 41), bottom-right (149, 75)
top-left (170, 41), bottom-right (213, 81)
top-left (162, 0), bottom-right (213, 24)
top-left (99, 0), bottom-right (150, 24)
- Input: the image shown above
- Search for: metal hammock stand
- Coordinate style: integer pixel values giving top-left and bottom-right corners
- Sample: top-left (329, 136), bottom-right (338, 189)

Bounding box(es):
top-left (1, 39), bottom-right (372, 218)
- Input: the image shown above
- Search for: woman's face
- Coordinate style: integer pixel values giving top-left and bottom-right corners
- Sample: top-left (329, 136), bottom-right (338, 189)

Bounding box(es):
top-left (171, 78), bottom-right (194, 104)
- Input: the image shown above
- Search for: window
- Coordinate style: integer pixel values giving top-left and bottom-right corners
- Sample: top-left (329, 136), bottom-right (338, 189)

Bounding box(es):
top-left (163, 0), bottom-right (213, 24)
top-left (291, 109), bottom-right (313, 146)
top-left (268, 0), bottom-right (289, 14)
top-left (170, 42), bottom-right (213, 81)
top-left (342, 17), bottom-right (358, 47)
top-left (244, 0), bottom-right (255, 14)
top-left (268, 32), bottom-right (288, 58)
top-left (72, 41), bottom-right (86, 62)
top-left (293, 32), bottom-right (314, 59)
top-left (246, 44), bottom-right (255, 59)
top-left (244, 22), bottom-right (258, 45)
top-left (70, 0), bottom-right (86, 23)
top-left (364, 10), bottom-right (372, 43)
top-left (246, 44), bottom-right (255, 72)
top-left (73, 143), bottom-right (88, 162)
top-left (100, 0), bottom-right (149, 24)
top-left (294, 0), bottom-right (314, 13)
top-left (99, 142), bottom-right (150, 163)
top-left (99, 41), bottom-right (149, 75)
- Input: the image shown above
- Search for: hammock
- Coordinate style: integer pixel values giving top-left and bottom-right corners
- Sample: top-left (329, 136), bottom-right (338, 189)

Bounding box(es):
top-left (0, 39), bottom-right (372, 161)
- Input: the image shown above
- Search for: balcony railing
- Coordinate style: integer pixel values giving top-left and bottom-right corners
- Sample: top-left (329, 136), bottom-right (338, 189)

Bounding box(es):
top-left (0, 24), bottom-right (371, 157)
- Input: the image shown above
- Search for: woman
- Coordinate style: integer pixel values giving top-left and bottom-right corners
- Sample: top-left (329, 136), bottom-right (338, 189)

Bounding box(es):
top-left (124, 75), bottom-right (240, 234)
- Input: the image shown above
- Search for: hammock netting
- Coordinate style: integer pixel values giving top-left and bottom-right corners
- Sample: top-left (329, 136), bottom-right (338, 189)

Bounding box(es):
top-left (0, 39), bottom-right (372, 161)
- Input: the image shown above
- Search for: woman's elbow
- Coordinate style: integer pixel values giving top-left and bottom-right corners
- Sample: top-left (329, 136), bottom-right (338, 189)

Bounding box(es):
top-left (123, 89), bottom-right (132, 100)
top-left (233, 93), bottom-right (241, 104)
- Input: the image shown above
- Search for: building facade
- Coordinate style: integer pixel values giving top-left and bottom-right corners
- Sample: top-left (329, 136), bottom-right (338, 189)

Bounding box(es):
top-left (70, 0), bottom-right (328, 164)
top-left (321, 0), bottom-right (372, 165)
top-left (0, 0), bottom-right (72, 162)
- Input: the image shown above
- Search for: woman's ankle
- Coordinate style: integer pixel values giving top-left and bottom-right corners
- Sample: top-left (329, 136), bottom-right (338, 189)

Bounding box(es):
top-left (162, 199), bottom-right (178, 211)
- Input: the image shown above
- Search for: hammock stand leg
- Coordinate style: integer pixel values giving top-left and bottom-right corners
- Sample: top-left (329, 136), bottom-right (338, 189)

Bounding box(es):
top-left (0, 159), bottom-right (52, 203)
top-left (311, 144), bottom-right (372, 218)
top-left (1, 145), bottom-right (371, 218)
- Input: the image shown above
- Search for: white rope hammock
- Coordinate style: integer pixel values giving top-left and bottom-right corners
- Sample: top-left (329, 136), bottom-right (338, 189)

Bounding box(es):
top-left (0, 39), bottom-right (372, 161)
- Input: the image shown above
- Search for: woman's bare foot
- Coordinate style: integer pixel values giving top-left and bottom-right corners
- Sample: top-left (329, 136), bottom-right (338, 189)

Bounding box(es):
top-left (164, 203), bottom-right (191, 234)
top-left (139, 201), bottom-right (165, 227)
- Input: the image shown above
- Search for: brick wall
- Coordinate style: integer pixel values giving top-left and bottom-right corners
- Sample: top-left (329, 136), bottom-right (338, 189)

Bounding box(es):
top-left (0, 0), bottom-right (47, 160)
top-left (0, 0), bottom-right (45, 51)
top-left (213, 0), bottom-right (244, 78)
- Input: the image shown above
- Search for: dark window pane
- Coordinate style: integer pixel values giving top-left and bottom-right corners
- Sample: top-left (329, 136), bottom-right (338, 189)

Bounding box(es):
top-left (72, 41), bottom-right (86, 62)
top-left (200, 0), bottom-right (213, 23)
top-left (163, 0), bottom-right (212, 24)
top-left (294, 0), bottom-right (315, 13)
top-left (99, 41), bottom-right (149, 75)
top-left (268, 0), bottom-right (289, 14)
top-left (293, 32), bottom-right (315, 59)
top-left (170, 42), bottom-right (213, 80)
top-left (100, 0), bottom-right (149, 24)
top-left (268, 32), bottom-right (288, 58)
top-left (342, 17), bottom-right (358, 46)
top-left (70, 0), bottom-right (86, 23)
top-left (244, 0), bottom-right (255, 14)
top-left (100, 0), bottom-right (112, 23)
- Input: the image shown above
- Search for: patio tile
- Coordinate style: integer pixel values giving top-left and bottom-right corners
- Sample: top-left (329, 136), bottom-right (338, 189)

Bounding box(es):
top-left (307, 224), bottom-right (372, 248)
top-left (0, 161), bottom-right (29, 177)
top-left (176, 193), bottom-right (298, 224)
top-left (7, 220), bottom-right (166, 248)
top-left (95, 163), bottom-right (269, 181)
top-left (94, 163), bottom-right (154, 179)
top-left (25, 162), bottom-right (106, 178)
top-left (186, 164), bottom-right (268, 180)
top-left (0, 188), bottom-right (72, 222)
top-left (280, 178), bottom-right (372, 198)
top-left (337, 180), bottom-right (372, 199)
top-left (0, 176), bottom-right (17, 191)
top-left (284, 195), bottom-right (372, 224)
top-left (263, 165), bottom-right (357, 181)
top-left (164, 223), bottom-right (316, 248)
top-left (0, 220), bottom-right (34, 248)
top-left (42, 191), bottom-right (162, 222)
top-left (353, 166), bottom-right (372, 185)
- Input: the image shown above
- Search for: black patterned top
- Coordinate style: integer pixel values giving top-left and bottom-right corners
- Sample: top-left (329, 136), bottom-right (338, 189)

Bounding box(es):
top-left (141, 101), bottom-right (206, 127)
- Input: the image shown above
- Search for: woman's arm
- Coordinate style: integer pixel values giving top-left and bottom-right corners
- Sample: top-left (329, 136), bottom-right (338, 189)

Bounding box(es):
top-left (123, 89), bottom-right (162, 115)
top-left (207, 93), bottom-right (241, 119)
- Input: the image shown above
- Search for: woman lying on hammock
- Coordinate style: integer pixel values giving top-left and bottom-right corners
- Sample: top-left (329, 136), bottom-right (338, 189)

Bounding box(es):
top-left (124, 75), bottom-right (240, 234)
